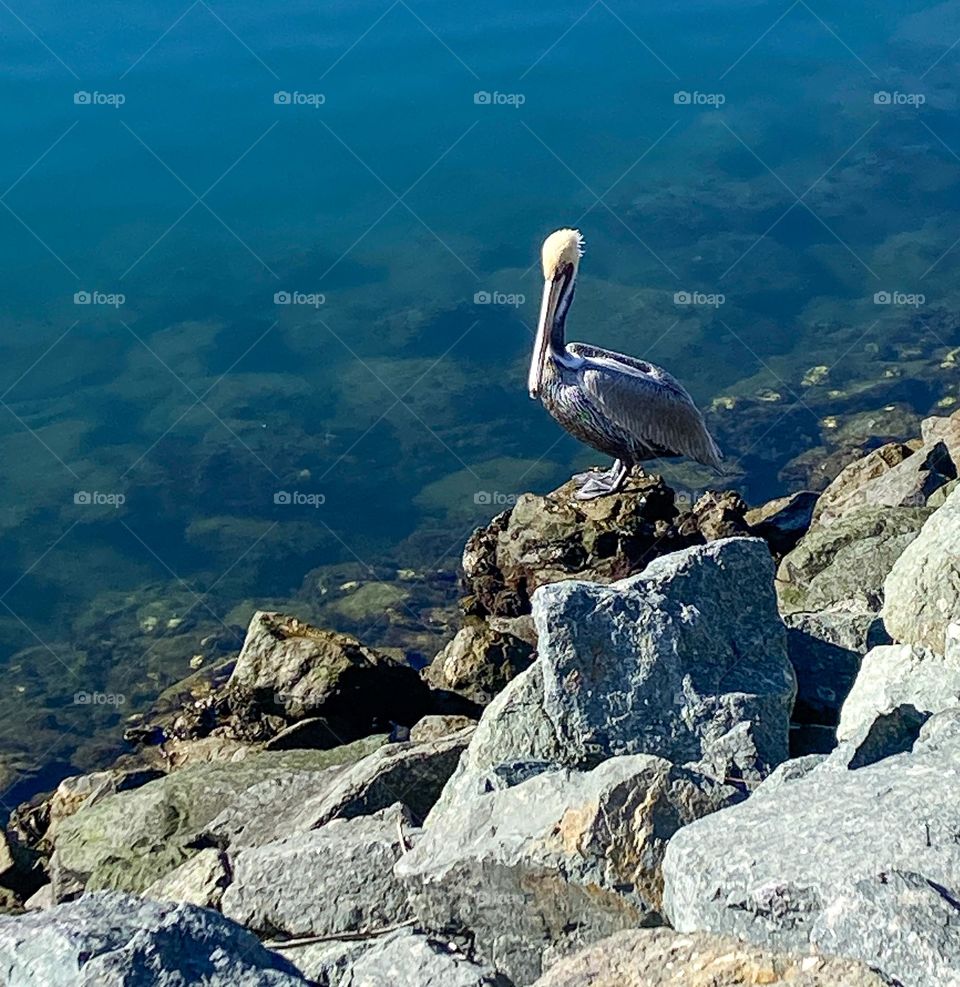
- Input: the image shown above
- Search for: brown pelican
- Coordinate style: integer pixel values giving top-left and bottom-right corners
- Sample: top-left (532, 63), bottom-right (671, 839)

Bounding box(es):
top-left (528, 228), bottom-right (723, 500)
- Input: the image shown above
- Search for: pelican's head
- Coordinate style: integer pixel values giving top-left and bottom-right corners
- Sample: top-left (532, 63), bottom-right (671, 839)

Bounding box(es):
top-left (540, 228), bottom-right (584, 280)
top-left (529, 228), bottom-right (584, 398)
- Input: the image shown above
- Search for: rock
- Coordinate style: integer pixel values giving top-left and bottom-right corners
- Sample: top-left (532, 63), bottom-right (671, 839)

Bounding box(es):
top-left (437, 539), bottom-right (792, 816)
top-left (688, 490), bottom-right (752, 542)
top-left (884, 484), bottom-right (960, 654)
top-left (777, 505), bottom-right (932, 614)
top-left (921, 412), bottom-right (960, 465)
top-left (424, 622), bottom-right (534, 704)
top-left (0, 889), bottom-right (307, 986)
top-left (461, 474), bottom-right (692, 619)
top-left (285, 927), bottom-right (506, 987)
top-left (221, 804), bottom-right (413, 939)
top-left (227, 611), bottom-right (433, 740)
top-left (861, 440), bottom-right (955, 508)
top-left (811, 441), bottom-right (913, 525)
top-left (142, 848), bottom-right (231, 908)
top-left (396, 755), bottom-right (739, 986)
top-left (661, 716), bottom-right (960, 960)
top-left (48, 739), bottom-right (386, 898)
top-left (23, 884), bottom-right (53, 911)
top-left (783, 612), bottom-right (887, 730)
top-left (811, 870), bottom-right (960, 987)
top-left (745, 490), bottom-right (818, 556)
top-left (207, 728), bottom-right (474, 846)
top-left (930, 477), bottom-right (960, 508)
top-left (531, 927), bottom-right (888, 987)
top-left (409, 714), bottom-right (476, 743)
top-left (835, 703), bottom-right (931, 770)
top-left (836, 643), bottom-right (960, 744)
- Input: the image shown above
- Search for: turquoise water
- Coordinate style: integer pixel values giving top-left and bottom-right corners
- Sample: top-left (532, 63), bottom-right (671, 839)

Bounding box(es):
top-left (1, 0), bottom-right (959, 798)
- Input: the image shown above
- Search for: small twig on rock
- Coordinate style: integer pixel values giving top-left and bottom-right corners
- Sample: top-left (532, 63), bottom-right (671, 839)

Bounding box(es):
top-left (265, 919), bottom-right (416, 950)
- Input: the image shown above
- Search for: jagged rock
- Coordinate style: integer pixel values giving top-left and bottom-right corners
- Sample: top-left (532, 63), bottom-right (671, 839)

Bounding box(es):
top-left (409, 714), bottom-right (476, 743)
top-left (531, 927), bottom-right (888, 987)
top-left (48, 739), bottom-right (386, 899)
top-left (424, 622), bottom-right (534, 704)
top-left (811, 441), bottom-right (913, 525)
top-left (835, 703), bottom-right (931, 770)
top-left (435, 538), bottom-right (792, 817)
top-left (0, 889), bottom-right (307, 986)
top-left (811, 870), bottom-right (960, 987)
top-left (142, 848), bottom-right (231, 908)
top-left (206, 727), bottom-right (474, 847)
top-left (661, 710), bottom-right (960, 961)
top-left (227, 612), bottom-right (433, 740)
top-left (221, 804), bottom-right (413, 939)
top-left (745, 490), bottom-right (818, 556)
top-left (884, 484), bottom-right (960, 654)
top-left (930, 477), bottom-right (960, 508)
top-left (461, 475), bottom-right (694, 619)
top-left (396, 754), bottom-right (739, 986)
top-left (285, 927), bottom-right (507, 987)
top-left (837, 643), bottom-right (960, 744)
top-left (688, 490), bottom-right (752, 542)
top-left (776, 505), bottom-right (932, 614)
top-left (921, 412), bottom-right (960, 464)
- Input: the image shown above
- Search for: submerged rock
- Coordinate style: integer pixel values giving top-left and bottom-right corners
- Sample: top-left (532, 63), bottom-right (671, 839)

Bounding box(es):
top-left (884, 483), bottom-right (960, 655)
top-left (0, 890), bottom-right (307, 986)
top-left (531, 927), bottom-right (888, 987)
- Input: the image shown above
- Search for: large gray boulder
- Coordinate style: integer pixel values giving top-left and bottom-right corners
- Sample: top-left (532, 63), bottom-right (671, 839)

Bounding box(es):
top-left (437, 538), bottom-right (793, 814)
top-left (884, 484), bottom-right (960, 654)
top-left (531, 927), bottom-right (888, 987)
top-left (837, 643), bottom-right (960, 743)
top-left (221, 803), bottom-right (413, 938)
top-left (0, 890), bottom-right (307, 986)
top-left (662, 709), bottom-right (960, 975)
top-left (396, 754), bottom-right (738, 986)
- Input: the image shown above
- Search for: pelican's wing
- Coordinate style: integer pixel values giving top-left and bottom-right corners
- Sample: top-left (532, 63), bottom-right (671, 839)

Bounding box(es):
top-left (568, 342), bottom-right (723, 469)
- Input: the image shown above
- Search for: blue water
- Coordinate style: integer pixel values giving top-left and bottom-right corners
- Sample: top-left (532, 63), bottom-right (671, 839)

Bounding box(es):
top-left (1, 0), bottom-right (958, 797)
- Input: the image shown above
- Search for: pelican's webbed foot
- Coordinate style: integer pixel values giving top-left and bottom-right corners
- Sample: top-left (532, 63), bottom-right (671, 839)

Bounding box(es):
top-left (573, 460), bottom-right (629, 500)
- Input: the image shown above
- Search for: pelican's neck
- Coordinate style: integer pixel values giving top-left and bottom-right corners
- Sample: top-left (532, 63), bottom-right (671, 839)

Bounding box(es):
top-left (548, 267), bottom-right (576, 358)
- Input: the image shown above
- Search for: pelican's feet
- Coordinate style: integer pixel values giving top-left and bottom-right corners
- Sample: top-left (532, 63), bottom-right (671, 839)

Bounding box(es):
top-left (574, 474), bottom-right (621, 500)
top-left (571, 469), bottom-right (601, 487)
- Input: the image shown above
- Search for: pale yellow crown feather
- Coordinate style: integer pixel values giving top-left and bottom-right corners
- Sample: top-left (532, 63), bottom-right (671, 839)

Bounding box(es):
top-left (541, 228), bottom-right (584, 279)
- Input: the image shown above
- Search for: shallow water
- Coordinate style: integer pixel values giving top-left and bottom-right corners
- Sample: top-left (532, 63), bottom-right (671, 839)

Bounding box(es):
top-left (0, 0), bottom-right (958, 799)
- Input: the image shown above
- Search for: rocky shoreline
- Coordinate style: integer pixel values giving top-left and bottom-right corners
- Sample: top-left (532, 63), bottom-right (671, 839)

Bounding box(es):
top-left (0, 412), bottom-right (957, 985)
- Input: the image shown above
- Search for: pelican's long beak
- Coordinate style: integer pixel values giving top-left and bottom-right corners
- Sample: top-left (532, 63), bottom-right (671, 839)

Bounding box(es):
top-left (528, 274), bottom-right (563, 399)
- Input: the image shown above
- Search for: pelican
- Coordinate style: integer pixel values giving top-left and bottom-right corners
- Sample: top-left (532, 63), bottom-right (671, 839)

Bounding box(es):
top-left (528, 228), bottom-right (723, 500)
